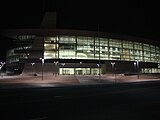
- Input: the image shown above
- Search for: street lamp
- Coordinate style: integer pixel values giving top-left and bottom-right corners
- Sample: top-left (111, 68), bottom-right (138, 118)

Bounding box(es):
top-left (111, 62), bottom-right (116, 83)
top-left (98, 24), bottom-right (101, 80)
top-left (31, 62), bottom-right (35, 75)
top-left (40, 58), bottom-right (45, 80)
top-left (97, 63), bottom-right (100, 80)
top-left (79, 62), bottom-right (83, 75)
top-left (134, 62), bottom-right (136, 73)
top-left (135, 60), bottom-right (140, 79)
top-left (54, 61), bottom-right (59, 77)
top-left (61, 63), bottom-right (65, 75)
top-left (0, 62), bottom-right (5, 78)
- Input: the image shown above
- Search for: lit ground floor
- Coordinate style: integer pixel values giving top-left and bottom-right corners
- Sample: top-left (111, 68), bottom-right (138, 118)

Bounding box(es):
top-left (6, 59), bottom-right (160, 75)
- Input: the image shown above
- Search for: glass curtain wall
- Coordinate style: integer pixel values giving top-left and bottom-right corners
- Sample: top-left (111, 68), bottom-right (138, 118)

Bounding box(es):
top-left (133, 42), bottom-right (143, 61)
top-left (44, 37), bottom-right (58, 59)
top-left (6, 35), bottom-right (33, 64)
top-left (143, 44), bottom-right (151, 62)
top-left (109, 39), bottom-right (121, 60)
top-left (59, 36), bottom-right (76, 59)
top-left (7, 46), bottom-right (31, 64)
top-left (98, 38), bottom-right (109, 60)
top-left (77, 37), bottom-right (94, 59)
top-left (43, 35), bottom-right (160, 63)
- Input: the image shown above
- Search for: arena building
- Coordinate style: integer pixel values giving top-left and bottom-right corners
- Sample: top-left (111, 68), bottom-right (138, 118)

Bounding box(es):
top-left (0, 12), bottom-right (160, 75)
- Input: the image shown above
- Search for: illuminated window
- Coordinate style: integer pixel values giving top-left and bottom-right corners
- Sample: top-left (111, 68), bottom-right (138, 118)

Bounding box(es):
top-left (77, 36), bottom-right (94, 59)
top-left (17, 35), bottom-right (36, 40)
top-left (44, 36), bottom-right (58, 59)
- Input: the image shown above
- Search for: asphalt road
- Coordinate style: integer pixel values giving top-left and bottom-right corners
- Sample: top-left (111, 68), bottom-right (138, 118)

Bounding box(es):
top-left (1, 81), bottom-right (160, 120)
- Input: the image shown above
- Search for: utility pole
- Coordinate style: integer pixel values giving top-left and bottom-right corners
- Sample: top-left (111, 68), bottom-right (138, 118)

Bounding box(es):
top-left (98, 24), bottom-right (101, 80)
top-left (40, 58), bottom-right (45, 80)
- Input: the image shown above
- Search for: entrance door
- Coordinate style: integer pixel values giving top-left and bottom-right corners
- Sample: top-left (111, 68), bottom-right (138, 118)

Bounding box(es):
top-left (59, 68), bottom-right (74, 75)
top-left (76, 70), bottom-right (83, 75)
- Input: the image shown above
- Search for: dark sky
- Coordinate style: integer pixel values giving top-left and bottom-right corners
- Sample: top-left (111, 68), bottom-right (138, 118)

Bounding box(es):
top-left (0, 0), bottom-right (160, 61)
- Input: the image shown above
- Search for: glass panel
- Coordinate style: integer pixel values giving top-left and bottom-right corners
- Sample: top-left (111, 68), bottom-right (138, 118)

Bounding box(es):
top-left (109, 39), bottom-right (121, 48)
top-left (44, 37), bottom-right (58, 59)
top-left (77, 36), bottom-right (94, 59)
top-left (17, 35), bottom-right (36, 40)
top-left (59, 36), bottom-right (76, 43)
top-left (59, 36), bottom-right (76, 59)
top-left (150, 45), bottom-right (155, 52)
top-left (134, 42), bottom-right (142, 50)
top-left (123, 41), bottom-right (133, 49)
top-left (91, 68), bottom-right (101, 75)
top-left (122, 49), bottom-right (130, 60)
top-left (59, 68), bottom-right (74, 75)
top-left (59, 68), bottom-right (101, 75)
top-left (143, 44), bottom-right (150, 51)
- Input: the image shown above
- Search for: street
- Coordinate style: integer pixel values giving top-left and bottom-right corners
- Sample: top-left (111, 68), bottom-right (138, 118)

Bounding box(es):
top-left (0, 81), bottom-right (160, 120)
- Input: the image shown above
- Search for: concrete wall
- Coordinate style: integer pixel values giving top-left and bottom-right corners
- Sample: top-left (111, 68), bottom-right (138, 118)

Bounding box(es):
top-left (22, 63), bottom-right (59, 76)
top-left (29, 37), bottom-right (44, 59)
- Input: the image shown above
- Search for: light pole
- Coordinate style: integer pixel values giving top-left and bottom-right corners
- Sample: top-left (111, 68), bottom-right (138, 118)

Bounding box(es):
top-left (135, 60), bottom-right (140, 79)
top-left (79, 62), bottom-right (84, 75)
top-left (111, 62), bottom-right (116, 83)
top-left (0, 62), bottom-right (5, 78)
top-left (54, 61), bottom-right (59, 77)
top-left (97, 63), bottom-right (100, 79)
top-left (0, 65), bottom-right (2, 76)
top-left (134, 62), bottom-right (136, 73)
top-left (98, 24), bottom-right (101, 80)
top-left (31, 62), bottom-right (35, 75)
top-left (40, 58), bottom-right (45, 80)
top-left (61, 63), bottom-right (65, 75)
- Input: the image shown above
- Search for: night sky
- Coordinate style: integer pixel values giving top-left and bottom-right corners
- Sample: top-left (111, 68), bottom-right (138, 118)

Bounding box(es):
top-left (0, 0), bottom-right (160, 61)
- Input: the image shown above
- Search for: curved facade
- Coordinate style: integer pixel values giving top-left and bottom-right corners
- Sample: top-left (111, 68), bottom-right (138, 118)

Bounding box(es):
top-left (1, 29), bottom-right (160, 75)
top-left (44, 36), bottom-right (159, 62)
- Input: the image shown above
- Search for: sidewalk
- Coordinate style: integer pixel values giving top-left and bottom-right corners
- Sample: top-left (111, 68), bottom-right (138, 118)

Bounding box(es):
top-left (0, 74), bottom-right (159, 85)
top-left (0, 75), bottom-right (80, 84)
top-left (102, 74), bottom-right (160, 83)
